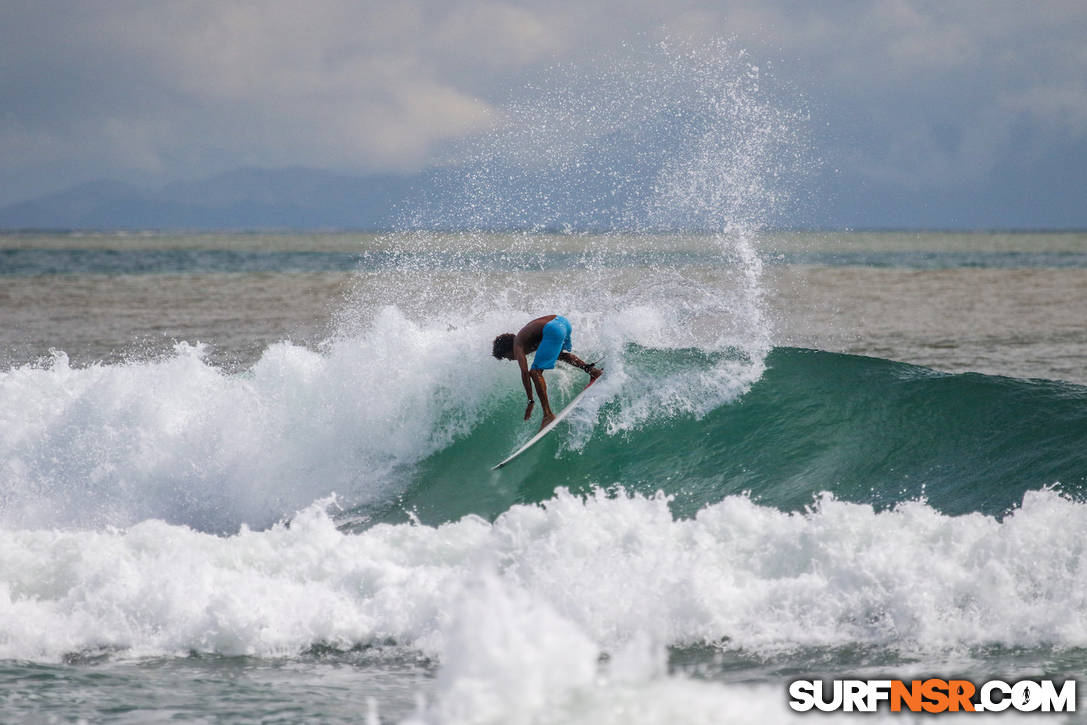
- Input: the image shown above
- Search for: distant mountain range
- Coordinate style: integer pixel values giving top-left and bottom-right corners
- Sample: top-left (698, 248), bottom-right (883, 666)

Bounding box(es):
top-left (5, 163), bottom-right (1079, 232)
top-left (0, 167), bottom-right (427, 231)
top-left (0, 163), bottom-right (675, 232)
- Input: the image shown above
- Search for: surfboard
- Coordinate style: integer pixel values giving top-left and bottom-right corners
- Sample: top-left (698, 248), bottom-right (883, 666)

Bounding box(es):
top-left (491, 376), bottom-right (601, 470)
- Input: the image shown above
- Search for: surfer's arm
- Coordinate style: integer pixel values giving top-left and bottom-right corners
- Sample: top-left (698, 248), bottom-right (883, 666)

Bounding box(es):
top-left (515, 348), bottom-right (535, 419)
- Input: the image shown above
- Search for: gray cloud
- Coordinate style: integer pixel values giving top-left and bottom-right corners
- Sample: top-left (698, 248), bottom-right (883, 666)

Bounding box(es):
top-left (1, 1), bottom-right (1084, 226)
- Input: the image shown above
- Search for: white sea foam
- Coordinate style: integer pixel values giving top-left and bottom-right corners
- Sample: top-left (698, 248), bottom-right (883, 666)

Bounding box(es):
top-left (1, 486), bottom-right (1085, 723)
top-left (0, 306), bottom-right (516, 531)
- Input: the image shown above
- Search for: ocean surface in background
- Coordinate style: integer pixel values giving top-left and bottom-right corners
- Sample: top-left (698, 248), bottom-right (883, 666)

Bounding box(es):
top-left (1, 229), bottom-right (1086, 723)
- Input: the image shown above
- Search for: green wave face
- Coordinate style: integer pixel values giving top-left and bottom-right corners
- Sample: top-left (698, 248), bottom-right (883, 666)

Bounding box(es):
top-left (364, 347), bottom-right (1087, 527)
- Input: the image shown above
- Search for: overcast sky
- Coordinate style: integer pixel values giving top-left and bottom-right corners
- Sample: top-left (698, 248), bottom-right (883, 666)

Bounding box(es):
top-left (1, 1), bottom-right (1084, 227)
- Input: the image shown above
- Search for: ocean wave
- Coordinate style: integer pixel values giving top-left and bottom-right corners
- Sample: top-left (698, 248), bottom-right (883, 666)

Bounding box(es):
top-left (3, 487), bottom-right (1087, 664)
top-left (3, 317), bottom-right (1084, 533)
top-left (380, 346), bottom-right (1087, 525)
top-left (0, 306), bottom-right (510, 531)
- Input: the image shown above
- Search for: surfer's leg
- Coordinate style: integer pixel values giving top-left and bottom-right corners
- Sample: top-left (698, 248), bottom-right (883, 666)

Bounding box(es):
top-left (559, 351), bottom-right (602, 380)
top-left (529, 369), bottom-right (555, 427)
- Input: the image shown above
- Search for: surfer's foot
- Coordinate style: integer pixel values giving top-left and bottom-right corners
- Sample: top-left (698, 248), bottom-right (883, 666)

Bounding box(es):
top-left (588, 366), bottom-right (602, 382)
top-left (540, 413), bottom-right (556, 429)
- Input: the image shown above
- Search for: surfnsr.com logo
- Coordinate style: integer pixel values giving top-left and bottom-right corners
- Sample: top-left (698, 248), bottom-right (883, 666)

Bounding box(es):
top-left (788, 679), bottom-right (1076, 713)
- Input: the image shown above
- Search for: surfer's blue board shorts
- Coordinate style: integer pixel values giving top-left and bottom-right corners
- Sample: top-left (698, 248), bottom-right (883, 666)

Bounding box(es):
top-left (531, 316), bottom-right (572, 370)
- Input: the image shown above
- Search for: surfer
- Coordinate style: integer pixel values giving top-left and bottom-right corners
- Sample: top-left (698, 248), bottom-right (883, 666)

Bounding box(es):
top-left (492, 315), bottom-right (602, 429)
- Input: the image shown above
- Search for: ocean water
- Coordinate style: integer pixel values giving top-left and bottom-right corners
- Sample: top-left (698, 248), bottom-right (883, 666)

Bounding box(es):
top-left (2, 229), bottom-right (1086, 723)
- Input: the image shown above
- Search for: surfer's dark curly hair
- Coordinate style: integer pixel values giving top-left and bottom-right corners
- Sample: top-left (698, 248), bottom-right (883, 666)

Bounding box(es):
top-left (492, 333), bottom-right (515, 360)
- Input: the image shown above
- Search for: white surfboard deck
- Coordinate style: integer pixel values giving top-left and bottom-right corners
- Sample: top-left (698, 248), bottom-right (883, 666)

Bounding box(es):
top-left (491, 377), bottom-right (600, 470)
